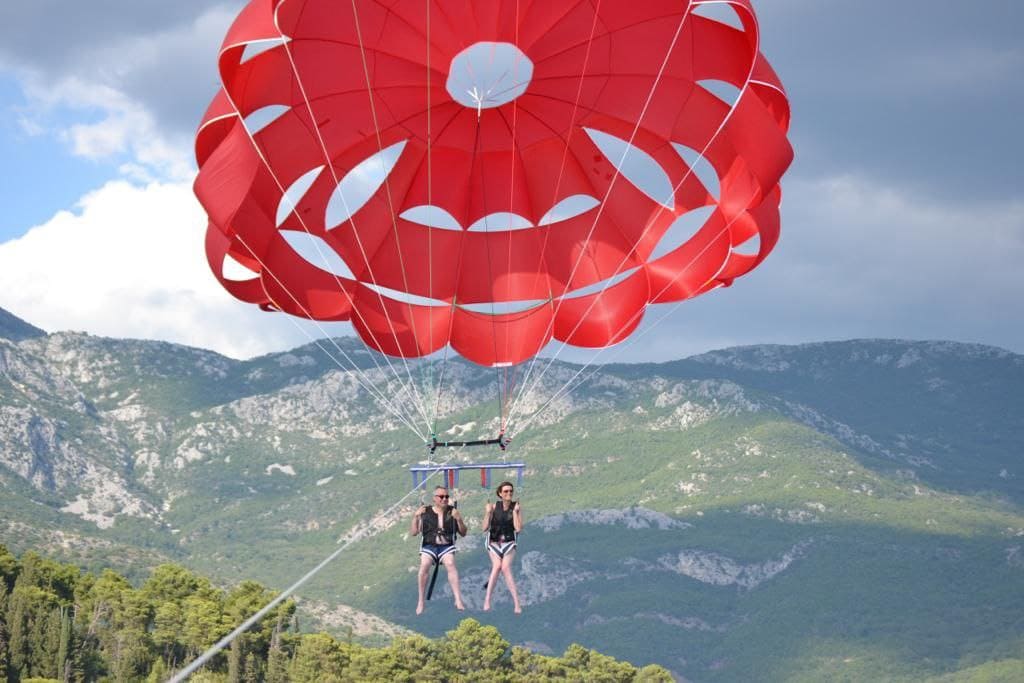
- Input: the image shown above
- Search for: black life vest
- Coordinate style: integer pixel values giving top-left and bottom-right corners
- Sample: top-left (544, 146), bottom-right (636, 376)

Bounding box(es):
top-left (421, 505), bottom-right (456, 545)
top-left (489, 502), bottom-right (517, 543)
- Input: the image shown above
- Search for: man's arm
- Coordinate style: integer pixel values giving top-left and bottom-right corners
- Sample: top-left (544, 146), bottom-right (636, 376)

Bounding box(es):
top-left (410, 507), bottom-right (423, 537)
top-left (452, 508), bottom-right (468, 537)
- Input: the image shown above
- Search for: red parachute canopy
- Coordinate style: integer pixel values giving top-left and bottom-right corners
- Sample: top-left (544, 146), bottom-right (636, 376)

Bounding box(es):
top-left (195, 0), bottom-right (792, 367)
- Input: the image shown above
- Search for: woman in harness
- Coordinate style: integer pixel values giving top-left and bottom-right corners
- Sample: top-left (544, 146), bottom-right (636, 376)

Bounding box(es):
top-left (411, 485), bottom-right (467, 614)
top-left (481, 480), bottom-right (523, 613)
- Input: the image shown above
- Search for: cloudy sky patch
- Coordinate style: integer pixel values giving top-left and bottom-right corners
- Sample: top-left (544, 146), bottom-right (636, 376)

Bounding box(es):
top-left (0, 1), bottom-right (1021, 362)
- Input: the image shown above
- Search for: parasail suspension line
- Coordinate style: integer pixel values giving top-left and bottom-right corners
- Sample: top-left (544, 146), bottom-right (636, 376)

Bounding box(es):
top-left (220, 78), bottom-right (432, 437)
top-left (507, 1), bottom-right (765, 435)
top-left (347, 0), bottom-right (436, 421)
top-left (509, 172), bottom-right (765, 438)
top-left (276, 1), bottom-right (436, 433)
top-left (471, 116), bottom-right (514, 439)
top-left (230, 232), bottom-right (427, 441)
top-left (505, 0), bottom-right (604, 426)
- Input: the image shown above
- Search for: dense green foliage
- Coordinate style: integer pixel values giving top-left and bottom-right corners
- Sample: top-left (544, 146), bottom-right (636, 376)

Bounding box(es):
top-left (0, 544), bottom-right (295, 682)
top-left (0, 546), bottom-right (670, 682)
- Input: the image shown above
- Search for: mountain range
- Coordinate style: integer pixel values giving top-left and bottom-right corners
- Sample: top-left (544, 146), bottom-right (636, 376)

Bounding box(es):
top-left (1, 305), bottom-right (1022, 681)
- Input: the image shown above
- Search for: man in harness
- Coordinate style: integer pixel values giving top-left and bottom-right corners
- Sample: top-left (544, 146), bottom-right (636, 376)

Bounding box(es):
top-left (410, 485), bottom-right (467, 614)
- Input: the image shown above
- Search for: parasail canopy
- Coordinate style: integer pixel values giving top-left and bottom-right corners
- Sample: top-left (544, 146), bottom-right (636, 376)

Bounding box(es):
top-left (195, 0), bottom-right (792, 369)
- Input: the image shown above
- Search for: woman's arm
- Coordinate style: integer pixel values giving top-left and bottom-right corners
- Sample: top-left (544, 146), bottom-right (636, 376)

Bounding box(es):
top-left (481, 502), bottom-right (493, 532)
top-left (513, 502), bottom-right (523, 533)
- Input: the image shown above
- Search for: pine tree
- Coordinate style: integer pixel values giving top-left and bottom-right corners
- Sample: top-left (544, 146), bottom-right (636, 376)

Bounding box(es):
top-left (264, 620), bottom-right (289, 683)
top-left (38, 606), bottom-right (62, 679)
top-left (0, 580), bottom-right (9, 682)
top-left (7, 588), bottom-right (28, 678)
top-left (227, 635), bottom-right (242, 683)
top-left (288, 633), bottom-right (346, 682)
top-left (66, 604), bottom-right (88, 683)
top-left (242, 652), bottom-right (261, 683)
top-left (146, 656), bottom-right (169, 683)
top-left (439, 619), bottom-right (510, 677)
top-left (0, 545), bottom-right (17, 590)
top-left (56, 606), bottom-right (72, 682)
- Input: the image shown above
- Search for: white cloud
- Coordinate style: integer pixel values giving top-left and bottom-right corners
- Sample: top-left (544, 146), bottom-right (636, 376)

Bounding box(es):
top-left (21, 74), bottom-right (195, 183)
top-left (3, 3), bottom-right (240, 183)
top-left (0, 180), bottom-right (351, 359)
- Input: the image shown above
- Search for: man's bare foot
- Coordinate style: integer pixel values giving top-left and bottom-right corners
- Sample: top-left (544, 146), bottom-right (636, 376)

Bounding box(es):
top-left (416, 602), bottom-right (424, 615)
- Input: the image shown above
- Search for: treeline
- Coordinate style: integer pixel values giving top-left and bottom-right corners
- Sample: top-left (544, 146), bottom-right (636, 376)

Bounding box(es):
top-left (0, 546), bottom-right (671, 682)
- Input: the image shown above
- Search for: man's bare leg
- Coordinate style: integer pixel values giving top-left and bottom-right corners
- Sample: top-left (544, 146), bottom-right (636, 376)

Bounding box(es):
top-left (441, 554), bottom-right (465, 610)
top-left (416, 554), bottom-right (433, 615)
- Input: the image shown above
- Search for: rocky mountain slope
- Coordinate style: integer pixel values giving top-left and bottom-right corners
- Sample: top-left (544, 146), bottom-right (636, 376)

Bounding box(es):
top-left (1, 306), bottom-right (1022, 681)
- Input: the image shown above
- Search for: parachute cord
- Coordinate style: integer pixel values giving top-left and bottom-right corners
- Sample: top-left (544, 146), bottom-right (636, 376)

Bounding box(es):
top-left (471, 117), bottom-right (510, 436)
top-left (511, 1), bottom-right (767, 432)
top-left (502, 366), bottom-right (511, 436)
top-left (500, 363), bottom-right (521, 439)
top-left (218, 72), bottom-right (432, 436)
top-left (508, 0), bottom-right (603, 421)
top-left (278, 314), bottom-right (428, 442)
top-left (231, 233), bottom-right (427, 440)
top-left (428, 182), bottom-right (472, 443)
top-left (274, 2), bottom-right (435, 434)
top-left (168, 455), bottom-right (455, 683)
top-left (508, 0), bottom-right (764, 433)
top-left (346, 0), bottom-right (435, 422)
top-left (508, 160), bottom-right (763, 438)
top-left (425, 0), bottom-right (435, 429)
top-left (500, 0), bottom-right (523, 438)
top-left (508, 181), bottom-right (761, 439)
top-left (539, 1), bottom-right (694, 321)
top-left (505, 2), bottom-right (695, 423)
top-left (429, 343), bottom-right (452, 450)
top-left (450, 23), bottom-right (529, 438)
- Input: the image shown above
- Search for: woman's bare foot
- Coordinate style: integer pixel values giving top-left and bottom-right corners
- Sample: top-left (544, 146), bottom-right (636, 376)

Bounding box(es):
top-left (416, 601), bottom-right (425, 615)
top-left (483, 600), bottom-right (491, 611)
top-left (455, 600), bottom-right (465, 611)
top-left (513, 604), bottom-right (522, 614)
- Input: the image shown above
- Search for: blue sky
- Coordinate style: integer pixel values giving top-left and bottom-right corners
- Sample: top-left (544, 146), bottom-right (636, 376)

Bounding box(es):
top-left (0, 1), bottom-right (1021, 363)
top-left (0, 74), bottom-right (121, 236)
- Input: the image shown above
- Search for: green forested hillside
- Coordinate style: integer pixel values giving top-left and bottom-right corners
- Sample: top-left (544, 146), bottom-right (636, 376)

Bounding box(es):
top-left (2, 326), bottom-right (1023, 681)
top-left (0, 546), bottom-right (670, 682)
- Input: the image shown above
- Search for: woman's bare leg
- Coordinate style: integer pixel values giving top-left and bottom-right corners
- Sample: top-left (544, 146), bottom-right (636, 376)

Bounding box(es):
top-left (483, 548), bottom-right (503, 611)
top-left (500, 550), bottom-right (522, 613)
